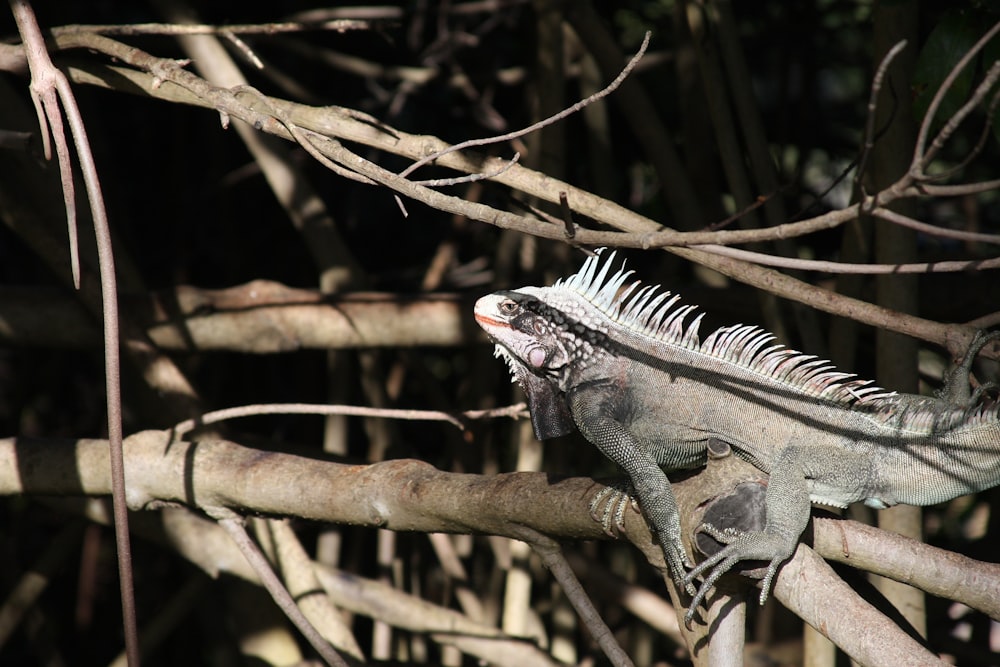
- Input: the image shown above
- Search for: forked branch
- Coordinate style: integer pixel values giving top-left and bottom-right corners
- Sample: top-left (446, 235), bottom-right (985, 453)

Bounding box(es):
top-left (8, 2), bottom-right (137, 665)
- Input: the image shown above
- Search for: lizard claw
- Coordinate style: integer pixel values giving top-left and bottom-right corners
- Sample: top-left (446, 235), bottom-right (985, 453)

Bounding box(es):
top-left (589, 480), bottom-right (639, 537)
top-left (666, 543), bottom-right (697, 597)
top-left (589, 481), bottom-right (695, 596)
top-left (681, 522), bottom-right (795, 627)
top-left (649, 530), bottom-right (695, 597)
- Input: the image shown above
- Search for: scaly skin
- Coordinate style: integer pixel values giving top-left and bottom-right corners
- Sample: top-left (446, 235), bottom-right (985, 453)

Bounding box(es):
top-left (474, 249), bottom-right (1000, 622)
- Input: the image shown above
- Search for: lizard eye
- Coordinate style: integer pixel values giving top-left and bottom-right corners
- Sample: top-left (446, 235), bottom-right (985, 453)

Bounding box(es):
top-left (499, 300), bottom-right (519, 314)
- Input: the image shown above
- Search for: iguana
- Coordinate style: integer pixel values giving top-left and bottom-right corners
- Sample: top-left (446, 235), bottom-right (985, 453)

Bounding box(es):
top-left (474, 247), bottom-right (1000, 622)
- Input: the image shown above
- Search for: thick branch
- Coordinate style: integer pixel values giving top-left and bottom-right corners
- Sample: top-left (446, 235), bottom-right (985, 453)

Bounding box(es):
top-left (7, 433), bottom-right (999, 624)
top-left (0, 433), bottom-right (615, 540)
top-left (0, 284), bottom-right (476, 351)
top-left (772, 546), bottom-right (945, 667)
top-left (812, 515), bottom-right (1000, 620)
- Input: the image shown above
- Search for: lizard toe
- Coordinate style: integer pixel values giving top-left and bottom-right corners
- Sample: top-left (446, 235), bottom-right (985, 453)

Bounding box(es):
top-left (588, 481), bottom-right (637, 537)
top-left (682, 526), bottom-right (798, 621)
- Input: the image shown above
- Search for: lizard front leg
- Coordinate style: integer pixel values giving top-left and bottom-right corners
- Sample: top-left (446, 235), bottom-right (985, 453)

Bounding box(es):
top-left (588, 480), bottom-right (639, 537)
top-left (567, 387), bottom-right (695, 592)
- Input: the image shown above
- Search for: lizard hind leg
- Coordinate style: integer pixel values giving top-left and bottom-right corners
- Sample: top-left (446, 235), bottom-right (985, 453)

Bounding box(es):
top-left (940, 329), bottom-right (1000, 406)
top-left (681, 443), bottom-right (820, 626)
top-left (681, 524), bottom-right (792, 627)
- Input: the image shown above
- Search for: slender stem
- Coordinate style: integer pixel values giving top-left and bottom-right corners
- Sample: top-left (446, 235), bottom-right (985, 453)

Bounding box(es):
top-left (912, 20), bottom-right (1000, 168)
top-left (855, 39), bottom-right (907, 197)
top-left (514, 526), bottom-right (635, 667)
top-left (696, 243), bottom-right (1000, 274)
top-left (171, 401), bottom-right (529, 437)
top-left (8, 2), bottom-right (138, 666)
top-left (398, 31), bottom-right (651, 179)
top-left (215, 516), bottom-right (349, 667)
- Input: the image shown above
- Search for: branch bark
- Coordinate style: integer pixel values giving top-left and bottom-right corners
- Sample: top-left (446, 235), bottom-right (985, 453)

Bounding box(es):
top-left (0, 284), bottom-right (475, 351)
top-left (5, 432), bottom-right (996, 660)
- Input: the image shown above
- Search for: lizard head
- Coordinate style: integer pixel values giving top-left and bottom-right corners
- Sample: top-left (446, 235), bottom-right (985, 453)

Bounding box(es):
top-left (474, 289), bottom-right (578, 440)
top-left (474, 289), bottom-right (572, 379)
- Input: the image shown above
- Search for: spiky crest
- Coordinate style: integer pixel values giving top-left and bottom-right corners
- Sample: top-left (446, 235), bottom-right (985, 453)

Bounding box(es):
top-left (549, 248), bottom-right (900, 409)
top-left (544, 249), bottom-right (1000, 431)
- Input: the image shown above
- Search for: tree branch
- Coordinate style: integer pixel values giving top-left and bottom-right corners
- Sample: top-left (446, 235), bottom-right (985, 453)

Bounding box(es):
top-left (21, 36), bottom-right (981, 353)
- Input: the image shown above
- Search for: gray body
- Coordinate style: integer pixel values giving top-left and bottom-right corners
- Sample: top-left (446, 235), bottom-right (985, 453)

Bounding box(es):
top-left (474, 249), bottom-right (1000, 619)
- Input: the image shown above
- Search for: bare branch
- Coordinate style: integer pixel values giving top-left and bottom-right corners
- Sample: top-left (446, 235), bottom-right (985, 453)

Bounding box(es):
top-left (12, 4), bottom-right (79, 287)
top-left (231, 85), bottom-right (376, 184)
top-left (855, 39), bottom-right (908, 198)
top-left (8, 3), bottom-right (136, 665)
top-left (221, 31), bottom-right (263, 69)
top-left (912, 20), bottom-right (1000, 169)
top-left (918, 179), bottom-right (1000, 197)
top-left (515, 527), bottom-right (635, 667)
top-left (967, 311), bottom-right (1000, 330)
top-left (918, 60), bottom-right (1000, 173)
top-left (213, 514), bottom-right (349, 667)
top-left (9, 433), bottom-right (1000, 657)
top-left (50, 19), bottom-right (373, 37)
top-left (24, 31), bottom-right (993, 352)
top-left (696, 243), bottom-right (1000, 274)
top-left (397, 31), bottom-right (651, 179)
top-left (411, 152), bottom-right (520, 187)
top-left (773, 546), bottom-right (945, 666)
top-left (0, 284), bottom-right (480, 351)
top-left (314, 564), bottom-right (561, 666)
top-left (872, 206), bottom-right (1000, 245)
top-left (812, 516), bottom-right (1000, 620)
top-left (172, 402), bottom-right (531, 437)
top-left (918, 87), bottom-right (1000, 183)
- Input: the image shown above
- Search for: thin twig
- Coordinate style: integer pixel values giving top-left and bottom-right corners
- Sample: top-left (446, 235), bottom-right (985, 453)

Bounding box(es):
top-left (172, 402), bottom-right (530, 437)
top-left (9, 4), bottom-right (138, 667)
top-left (50, 20), bottom-right (373, 37)
top-left (411, 151), bottom-right (520, 187)
top-left (516, 197), bottom-right (570, 227)
top-left (913, 20), bottom-right (1000, 169)
top-left (387, 26), bottom-right (648, 213)
top-left (855, 39), bottom-right (907, 200)
top-left (919, 88), bottom-right (1000, 183)
top-left (231, 85), bottom-right (375, 184)
top-left (695, 243), bottom-right (1000, 274)
top-left (918, 60), bottom-right (1000, 173)
top-left (395, 30), bottom-right (651, 180)
top-left (221, 31), bottom-right (263, 70)
top-left (510, 525), bottom-right (635, 667)
top-left (872, 206), bottom-right (1000, 245)
top-left (792, 156), bottom-right (860, 221)
top-left (214, 515), bottom-right (349, 667)
top-left (705, 191), bottom-right (781, 232)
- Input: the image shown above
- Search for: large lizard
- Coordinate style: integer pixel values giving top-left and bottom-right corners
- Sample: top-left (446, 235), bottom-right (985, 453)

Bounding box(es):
top-left (473, 248), bottom-right (1000, 621)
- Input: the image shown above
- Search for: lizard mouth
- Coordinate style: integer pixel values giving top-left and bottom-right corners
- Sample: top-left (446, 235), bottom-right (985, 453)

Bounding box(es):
top-left (473, 312), bottom-right (510, 329)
